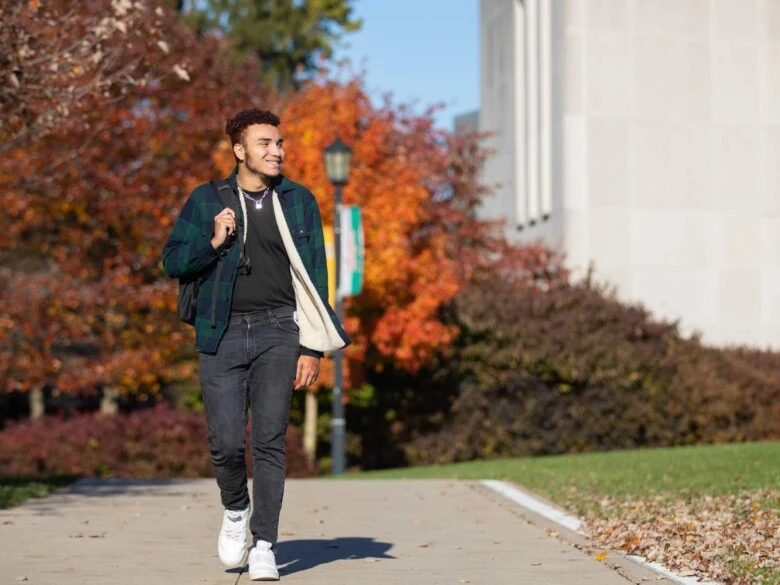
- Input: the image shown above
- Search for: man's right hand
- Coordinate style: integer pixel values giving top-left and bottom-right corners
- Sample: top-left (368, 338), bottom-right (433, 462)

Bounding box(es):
top-left (211, 208), bottom-right (237, 250)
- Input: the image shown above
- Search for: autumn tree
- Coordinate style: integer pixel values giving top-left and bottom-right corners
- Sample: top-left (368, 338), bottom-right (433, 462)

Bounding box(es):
top-left (0, 0), bottom-right (268, 400)
top-left (0, 0), bottom-right (176, 154)
top-left (171, 0), bottom-right (361, 90)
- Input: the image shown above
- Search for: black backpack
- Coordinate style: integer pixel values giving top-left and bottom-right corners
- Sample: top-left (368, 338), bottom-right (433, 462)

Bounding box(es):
top-left (177, 179), bottom-right (244, 327)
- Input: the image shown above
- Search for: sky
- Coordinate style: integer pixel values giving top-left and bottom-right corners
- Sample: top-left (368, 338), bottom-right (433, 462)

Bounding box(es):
top-left (335, 0), bottom-right (480, 131)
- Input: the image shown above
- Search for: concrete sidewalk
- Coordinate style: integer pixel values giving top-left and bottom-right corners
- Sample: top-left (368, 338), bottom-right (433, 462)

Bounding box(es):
top-left (0, 479), bottom-right (674, 585)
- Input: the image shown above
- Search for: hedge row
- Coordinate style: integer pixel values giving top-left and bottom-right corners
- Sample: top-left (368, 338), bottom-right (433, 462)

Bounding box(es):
top-left (0, 405), bottom-right (314, 479)
top-left (404, 278), bottom-right (780, 464)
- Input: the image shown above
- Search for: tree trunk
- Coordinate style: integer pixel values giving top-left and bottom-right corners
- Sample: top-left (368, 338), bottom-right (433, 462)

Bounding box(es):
top-left (29, 386), bottom-right (44, 421)
top-left (303, 391), bottom-right (318, 469)
top-left (100, 386), bottom-right (119, 415)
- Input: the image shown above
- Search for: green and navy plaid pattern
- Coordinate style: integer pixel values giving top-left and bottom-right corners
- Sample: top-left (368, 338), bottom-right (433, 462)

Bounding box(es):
top-left (162, 168), bottom-right (349, 355)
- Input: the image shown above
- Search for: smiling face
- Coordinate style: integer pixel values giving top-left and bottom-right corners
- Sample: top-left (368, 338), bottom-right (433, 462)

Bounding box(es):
top-left (234, 123), bottom-right (284, 188)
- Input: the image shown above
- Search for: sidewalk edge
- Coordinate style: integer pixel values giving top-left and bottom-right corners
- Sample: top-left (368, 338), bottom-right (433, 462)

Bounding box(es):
top-left (480, 479), bottom-right (583, 533)
top-left (625, 556), bottom-right (723, 585)
top-left (479, 479), bottom-right (724, 585)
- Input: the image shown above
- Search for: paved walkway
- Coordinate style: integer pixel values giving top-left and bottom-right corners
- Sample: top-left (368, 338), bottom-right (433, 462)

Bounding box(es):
top-left (0, 479), bottom-right (674, 585)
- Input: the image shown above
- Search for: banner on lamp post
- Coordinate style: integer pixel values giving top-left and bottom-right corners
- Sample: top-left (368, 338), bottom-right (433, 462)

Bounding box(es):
top-left (323, 226), bottom-right (336, 306)
top-left (338, 206), bottom-right (364, 299)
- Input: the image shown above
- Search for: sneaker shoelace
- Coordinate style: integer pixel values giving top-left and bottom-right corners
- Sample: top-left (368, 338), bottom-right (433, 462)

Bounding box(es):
top-left (223, 513), bottom-right (245, 540)
top-left (250, 545), bottom-right (274, 560)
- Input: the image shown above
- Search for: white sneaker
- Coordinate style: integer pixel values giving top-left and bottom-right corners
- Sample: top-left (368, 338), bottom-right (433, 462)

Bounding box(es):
top-left (218, 505), bottom-right (250, 567)
top-left (248, 541), bottom-right (279, 581)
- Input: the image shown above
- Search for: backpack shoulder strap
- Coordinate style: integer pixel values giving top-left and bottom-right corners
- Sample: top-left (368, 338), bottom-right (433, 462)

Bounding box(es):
top-left (210, 179), bottom-right (236, 210)
top-left (209, 179), bottom-right (247, 260)
top-left (209, 179), bottom-right (243, 238)
top-left (205, 179), bottom-right (242, 328)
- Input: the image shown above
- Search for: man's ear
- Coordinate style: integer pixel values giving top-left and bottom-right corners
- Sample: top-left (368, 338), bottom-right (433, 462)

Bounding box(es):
top-left (233, 142), bottom-right (245, 162)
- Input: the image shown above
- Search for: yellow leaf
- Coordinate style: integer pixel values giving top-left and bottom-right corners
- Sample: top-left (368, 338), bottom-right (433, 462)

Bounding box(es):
top-left (595, 551), bottom-right (609, 562)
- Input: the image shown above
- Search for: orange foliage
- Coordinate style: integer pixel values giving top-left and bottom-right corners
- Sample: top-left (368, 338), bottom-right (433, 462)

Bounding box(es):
top-left (210, 76), bottom-right (569, 387)
top-left (0, 3), bottom-right (564, 397)
top-left (0, 1), bottom-right (269, 395)
top-left (213, 80), bottom-right (463, 376)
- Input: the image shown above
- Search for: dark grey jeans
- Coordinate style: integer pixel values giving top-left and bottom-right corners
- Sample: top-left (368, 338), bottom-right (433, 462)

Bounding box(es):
top-left (199, 306), bottom-right (300, 546)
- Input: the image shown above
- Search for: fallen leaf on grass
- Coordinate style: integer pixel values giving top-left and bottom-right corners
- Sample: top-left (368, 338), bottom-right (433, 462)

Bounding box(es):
top-left (578, 489), bottom-right (780, 585)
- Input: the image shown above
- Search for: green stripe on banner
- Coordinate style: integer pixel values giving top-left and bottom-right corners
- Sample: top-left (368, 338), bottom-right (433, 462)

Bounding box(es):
top-left (351, 208), bottom-right (363, 295)
top-left (339, 206), bottom-right (364, 298)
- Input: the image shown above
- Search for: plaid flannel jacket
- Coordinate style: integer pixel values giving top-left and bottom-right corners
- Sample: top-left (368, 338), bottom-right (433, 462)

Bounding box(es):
top-left (162, 168), bottom-right (350, 356)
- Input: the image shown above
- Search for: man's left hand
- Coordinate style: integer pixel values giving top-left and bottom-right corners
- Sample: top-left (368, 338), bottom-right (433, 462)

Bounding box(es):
top-left (294, 355), bottom-right (320, 389)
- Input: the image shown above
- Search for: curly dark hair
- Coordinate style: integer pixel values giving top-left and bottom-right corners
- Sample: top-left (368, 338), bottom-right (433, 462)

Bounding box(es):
top-left (225, 108), bottom-right (281, 146)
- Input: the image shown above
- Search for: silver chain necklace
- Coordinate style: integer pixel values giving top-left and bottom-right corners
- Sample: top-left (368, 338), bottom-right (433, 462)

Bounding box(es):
top-left (238, 185), bottom-right (270, 210)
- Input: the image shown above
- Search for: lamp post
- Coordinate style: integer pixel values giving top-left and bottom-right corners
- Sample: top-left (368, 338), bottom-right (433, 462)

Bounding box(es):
top-left (323, 137), bottom-right (352, 475)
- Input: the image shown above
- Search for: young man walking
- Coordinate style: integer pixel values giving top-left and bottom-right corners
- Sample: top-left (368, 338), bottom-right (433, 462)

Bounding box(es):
top-left (163, 109), bottom-right (349, 580)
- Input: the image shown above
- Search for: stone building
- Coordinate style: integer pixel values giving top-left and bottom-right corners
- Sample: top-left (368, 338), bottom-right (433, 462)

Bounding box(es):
top-left (473, 0), bottom-right (780, 347)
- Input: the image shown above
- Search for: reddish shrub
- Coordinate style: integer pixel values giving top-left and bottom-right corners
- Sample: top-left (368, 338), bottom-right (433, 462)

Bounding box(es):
top-left (0, 405), bottom-right (314, 479)
top-left (404, 278), bottom-right (780, 464)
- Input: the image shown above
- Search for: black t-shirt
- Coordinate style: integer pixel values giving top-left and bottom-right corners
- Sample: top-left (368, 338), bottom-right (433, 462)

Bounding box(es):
top-left (231, 188), bottom-right (296, 313)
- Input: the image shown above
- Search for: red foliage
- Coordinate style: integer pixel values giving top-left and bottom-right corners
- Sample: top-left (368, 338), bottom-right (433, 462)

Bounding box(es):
top-left (0, 1), bottom-right (269, 394)
top-left (404, 278), bottom-right (780, 464)
top-left (0, 405), bottom-right (314, 479)
top-left (1, 0), bottom-right (176, 152)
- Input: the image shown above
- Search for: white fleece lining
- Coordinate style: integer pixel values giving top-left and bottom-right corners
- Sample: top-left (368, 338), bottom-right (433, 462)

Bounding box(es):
top-left (272, 192), bottom-right (346, 353)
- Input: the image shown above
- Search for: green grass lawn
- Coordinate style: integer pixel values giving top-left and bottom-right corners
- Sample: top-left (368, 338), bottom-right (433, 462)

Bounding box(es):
top-left (0, 476), bottom-right (78, 510)
top-left (350, 441), bottom-right (780, 509)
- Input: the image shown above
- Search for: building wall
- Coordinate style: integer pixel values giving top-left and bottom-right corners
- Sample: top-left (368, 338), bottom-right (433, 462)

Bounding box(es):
top-left (562, 0), bottom-right (780, 347)
top-left (480, 0), bottom-right (780, 348)
top-left (480, 0), bottom-right (521, 237)
top-left (480, 0), bottom-right (567, 245)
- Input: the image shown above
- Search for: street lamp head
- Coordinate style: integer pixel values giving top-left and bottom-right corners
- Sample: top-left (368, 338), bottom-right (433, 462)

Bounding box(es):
top-left (323, 137), bottom-right (352, 185)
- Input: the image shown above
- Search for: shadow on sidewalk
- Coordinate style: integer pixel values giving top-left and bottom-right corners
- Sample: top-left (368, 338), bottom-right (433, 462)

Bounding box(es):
top-left (275, 537), bottom-right (396, 576)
